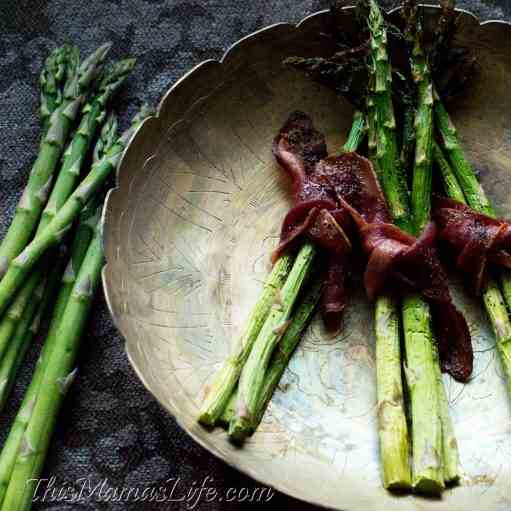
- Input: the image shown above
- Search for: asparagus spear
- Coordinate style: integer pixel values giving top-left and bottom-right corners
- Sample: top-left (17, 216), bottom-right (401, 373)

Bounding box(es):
top-left (366, 0), bottom-right (413, 491)
top-left (433, 141), bottom-right (465, 203)
top-left (404, 0), bottom-right (459, 488)
top-left (0, 198), bottom-right (101, 507)
top-left (0, 43), bottom-right (111, 277)
top-left (0, 106), bottom-right (152, 316)
top-left (404, 2), bottom-right (434, 233)
top-left (0, 252), bottom-right (65, 410)
top-left (367, 0), bottom-right (446, 492)
top-left (1, 220), bottom-right (104, 511)
top-left (39, 45), bottom-right (74, 134)
top-left (219, 279), bottom-right (323, 430)
top-left (367, 0), bottom-right (412, 233)
top-left (375, 294), bottom-right (411, 489)
top-left (229, 242), bottom-right (316, 440)
top-left (434, 99), bottom-right (493, 215)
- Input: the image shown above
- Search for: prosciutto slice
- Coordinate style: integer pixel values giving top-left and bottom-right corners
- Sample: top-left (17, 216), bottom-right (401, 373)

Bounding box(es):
top-left (272, 112), bottom-right (473, 381)
top-left (319, 154), bottom-right (472, 381)
top-left (434, 198), bottom-right (511, 293)
top-left (272, 112), bottom-right (353, 330)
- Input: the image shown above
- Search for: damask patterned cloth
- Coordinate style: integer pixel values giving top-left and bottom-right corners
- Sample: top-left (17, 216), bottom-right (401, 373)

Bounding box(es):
top-left (0, 1), bottom-right (508, 510)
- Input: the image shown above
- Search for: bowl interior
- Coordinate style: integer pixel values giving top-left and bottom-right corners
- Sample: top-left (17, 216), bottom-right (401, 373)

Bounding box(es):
top-left (103, 8), bottom-right (511, 510)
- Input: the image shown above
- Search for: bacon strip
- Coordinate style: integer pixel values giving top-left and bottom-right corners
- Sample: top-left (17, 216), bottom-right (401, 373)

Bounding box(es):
top-left (318, 154), bottom-right (472, 381)
top-left (272, 112), bottom-right (472, 381)
top-left (272, 112), bottom-right (352, 330)
top-left (434, 198), bottom-right (511, 293)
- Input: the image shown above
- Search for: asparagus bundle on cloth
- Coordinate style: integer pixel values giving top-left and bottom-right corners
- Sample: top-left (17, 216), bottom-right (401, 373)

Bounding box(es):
top-left (0, 107), bottom-right (152, 510)
top-left (0, 115), bottom-right (119, 410)
top-left (0, 60), bottom-right (134, 366)
top-left (0, 106), bottom-right (153, 317)
top-left (0, 43), bottom-right (111, 276)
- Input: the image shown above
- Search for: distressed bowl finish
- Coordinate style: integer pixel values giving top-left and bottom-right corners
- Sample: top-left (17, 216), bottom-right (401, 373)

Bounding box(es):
top-left (103, 7), bottom-right (511, 510)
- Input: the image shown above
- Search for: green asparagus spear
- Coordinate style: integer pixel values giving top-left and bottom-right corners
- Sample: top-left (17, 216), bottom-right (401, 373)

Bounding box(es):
top-left (366, 0), bottom-right (414, 491)
top-left (433, 109), bottom-right (511, 393)
top-left (433, 141), bottom-right (465, 203)
top-left (0, 43), bottom-right (111, 277)
top-left (1, 221), bottom-right (104, 511)
top-left (367, 0), bottom-right (412, 233)
top-left (0, 106), bottom-right (152, 316)
top-left (375, 294), bottom-right (412, 489)
top-left (0, 200), bottom-right (101, 507)
top-left (402, 0), bottom-right (460, 490)
top-left (0, 116), bottom-right (118, 413)
top-left (404, 1), bottom-right (434, 233)
top-left (434, 99), bottom-right (493, 215)
top-left (0, 252), bottom-right (65, 410)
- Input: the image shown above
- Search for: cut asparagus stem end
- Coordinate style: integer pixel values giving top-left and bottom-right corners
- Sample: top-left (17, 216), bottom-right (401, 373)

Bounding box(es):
top-left (402, 293), bottom-right (445, 493)
top-left (375, 294), bottom-right (412, 490)
top-left (198, 360), bottom-right (240, 427)
top-left (228, 416), bottom-right (254, 443)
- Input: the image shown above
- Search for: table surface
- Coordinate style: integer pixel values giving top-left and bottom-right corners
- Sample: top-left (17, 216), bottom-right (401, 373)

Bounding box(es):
top-left (0, 1), bottom-right (508, 509)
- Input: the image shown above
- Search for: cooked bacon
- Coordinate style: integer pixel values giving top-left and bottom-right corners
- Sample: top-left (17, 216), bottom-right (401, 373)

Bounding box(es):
top-left (315, 154), bottom-right (472, 381)
top-left (272, 112), bottom-right (352, 329)
top-left (272, 113), bottom-right (472, 380)
top-left (434, 198), bottom-right (511, 293)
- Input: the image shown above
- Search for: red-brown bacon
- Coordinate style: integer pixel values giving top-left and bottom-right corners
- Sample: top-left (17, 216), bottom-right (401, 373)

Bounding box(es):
top-left (272, 112), bottom-right (473, 381)
top-left (272, 112), bottom-right (353, 330)
top-left (434, 198), bottom-right (511, 294)
top-left (318, 154), bottom-right (472, 381)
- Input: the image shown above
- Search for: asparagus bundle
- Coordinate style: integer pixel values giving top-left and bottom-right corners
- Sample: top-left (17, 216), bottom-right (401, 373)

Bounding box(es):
top-left (0, 43), bottom-right (111, 277)
top-left (198, 113), bottom-right (366, 437)
top-left (434, 102), bottom-right (511, 390)
top-left (0, 106), bottom-right (152, 317)
top-left (365, 0), bottom-right (467, 491)
top-left (0, 107), bottom-right (151, 510)
top-left (0, 115), bottom-right (118, 410)
top-left (0, 59), bottom-right (134, 368)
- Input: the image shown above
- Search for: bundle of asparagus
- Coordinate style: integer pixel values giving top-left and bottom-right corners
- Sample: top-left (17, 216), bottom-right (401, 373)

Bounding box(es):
top-left (0, 43), bottom-right (152, 510)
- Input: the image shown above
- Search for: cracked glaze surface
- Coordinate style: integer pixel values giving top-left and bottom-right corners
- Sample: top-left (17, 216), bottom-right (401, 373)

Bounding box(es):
top-left (103, 7), bottom-right (511, 510)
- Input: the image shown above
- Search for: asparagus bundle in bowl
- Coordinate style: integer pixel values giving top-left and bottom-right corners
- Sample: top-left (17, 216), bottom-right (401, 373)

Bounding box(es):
top-left (197, 0), bottom-right (502, 496)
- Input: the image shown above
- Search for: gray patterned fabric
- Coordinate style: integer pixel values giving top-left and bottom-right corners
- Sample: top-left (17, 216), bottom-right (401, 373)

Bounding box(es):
top-left (0, 1), bottom-right (507, 509)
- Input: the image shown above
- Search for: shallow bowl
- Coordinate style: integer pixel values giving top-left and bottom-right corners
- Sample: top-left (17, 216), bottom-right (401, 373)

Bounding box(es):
top-left (103, 6), bottom-right (511, 510)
